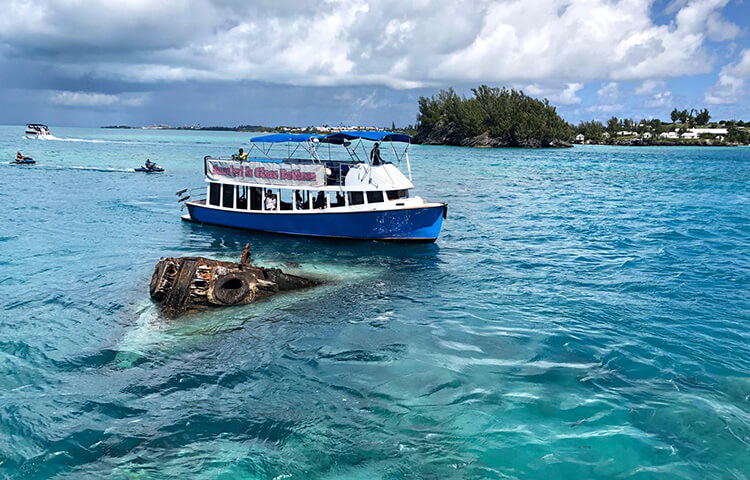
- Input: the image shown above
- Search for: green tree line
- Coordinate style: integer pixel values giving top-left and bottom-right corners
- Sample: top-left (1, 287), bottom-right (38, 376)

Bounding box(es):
top-left (670, 108), bottom-right (710, 126)
top-left (413, 85), bottom-right (748, 146)
top-left (415, 86), bottom-right (573, 146)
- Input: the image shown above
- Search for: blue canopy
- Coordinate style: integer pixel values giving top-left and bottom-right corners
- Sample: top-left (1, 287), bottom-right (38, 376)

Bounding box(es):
top-left (322, 131), bottom-right (411, 144)
top-left (250, 133), bottom-right (323, 143)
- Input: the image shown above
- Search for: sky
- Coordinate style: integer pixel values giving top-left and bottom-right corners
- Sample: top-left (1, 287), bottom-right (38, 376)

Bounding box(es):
top-left (0, 0), bottom-right (748, 128)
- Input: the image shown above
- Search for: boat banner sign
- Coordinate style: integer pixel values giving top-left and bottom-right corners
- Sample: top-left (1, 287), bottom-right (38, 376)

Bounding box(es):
top-left (206, 159), bottom-right (325, 187)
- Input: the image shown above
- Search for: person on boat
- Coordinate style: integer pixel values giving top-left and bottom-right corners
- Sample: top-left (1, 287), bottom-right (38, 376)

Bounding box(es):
top-left (314, 191), bottom-right (327, 209)
top-left (295, 191), bottom-right (307, 210)
top-left (264, 191), bottom-right (277, 211)
top-left (238, 148), bottom-right (248, 161)
top-left (16, 152), bottom-right (24, 162)
top-left (335, 191), bottom-right (345, 207)
top-left (370, 142), bottom-right (383, 166)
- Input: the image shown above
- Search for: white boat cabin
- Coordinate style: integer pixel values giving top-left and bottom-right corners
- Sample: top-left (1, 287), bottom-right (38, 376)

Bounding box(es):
top-left (199, 132), bottom-right (430, 214)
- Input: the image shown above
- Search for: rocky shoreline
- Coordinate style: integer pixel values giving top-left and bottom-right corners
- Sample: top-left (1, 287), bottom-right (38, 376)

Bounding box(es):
top-left (413, 130), bottom-right (572, 149)
top-left (584, 138), bottom-right (743, 147)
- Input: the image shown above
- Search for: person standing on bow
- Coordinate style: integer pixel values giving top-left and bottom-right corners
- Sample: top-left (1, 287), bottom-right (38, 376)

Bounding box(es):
top-left (370, 142), bottom-right (383, 166)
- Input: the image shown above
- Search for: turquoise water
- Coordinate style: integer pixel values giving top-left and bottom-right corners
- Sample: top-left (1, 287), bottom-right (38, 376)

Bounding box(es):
top-left (1, 125), bottom-right (748, 479)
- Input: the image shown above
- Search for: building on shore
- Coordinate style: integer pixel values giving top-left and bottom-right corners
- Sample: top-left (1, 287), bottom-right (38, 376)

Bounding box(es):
top-left (659, 131), bottom-right (680, 139)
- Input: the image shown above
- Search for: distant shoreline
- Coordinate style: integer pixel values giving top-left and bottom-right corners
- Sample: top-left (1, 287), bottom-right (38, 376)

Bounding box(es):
top-left (98, 125), bottom-right (745, 148)
top-left (577, 139), bottom-right (742, 147)
top-left (99, 125), bottom-right (407, 134)
top-left (100, 125), bottom-right (278, 132)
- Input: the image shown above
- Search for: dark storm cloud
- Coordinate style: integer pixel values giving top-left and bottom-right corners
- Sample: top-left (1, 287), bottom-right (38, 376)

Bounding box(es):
top-left (0, 0), bottom-right (746, 126)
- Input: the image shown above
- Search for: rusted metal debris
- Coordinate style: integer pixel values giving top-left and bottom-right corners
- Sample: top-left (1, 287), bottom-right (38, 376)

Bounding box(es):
top-left (150, 243), bottom-right (319, 317)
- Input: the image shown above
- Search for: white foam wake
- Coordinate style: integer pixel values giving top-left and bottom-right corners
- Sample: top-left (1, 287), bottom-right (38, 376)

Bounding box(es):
top-left (24, 134), bottom-right (138, 144)
top-left (5, 163), bottom-right (134, 173)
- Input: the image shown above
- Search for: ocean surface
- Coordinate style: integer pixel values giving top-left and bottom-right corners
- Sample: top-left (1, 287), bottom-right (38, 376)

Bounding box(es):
top-left (0, 125), bottom-right (748, 479)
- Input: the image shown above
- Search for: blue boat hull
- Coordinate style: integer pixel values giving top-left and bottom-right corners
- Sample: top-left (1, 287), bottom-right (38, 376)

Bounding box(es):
top-left (185, 203), bottom-right (446, 242)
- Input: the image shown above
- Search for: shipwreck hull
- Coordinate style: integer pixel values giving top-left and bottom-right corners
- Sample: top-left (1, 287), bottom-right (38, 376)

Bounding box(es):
top-left (150, 244), bottom-right (318, 317)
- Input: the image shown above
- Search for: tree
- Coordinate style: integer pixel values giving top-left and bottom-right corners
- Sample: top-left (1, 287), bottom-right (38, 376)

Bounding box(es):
top-left (577, 120), bottom-right (605, 141)
top-left (687, 109), bottom-right (697, 128)
top-left (607, 116), bottom-right (620, 135)
top-left (648, 118), bottom-right (663, 132)
top-left (695, 108), bottom-right (710, 125)
top-left (727, 125), bottom-right (750, 144)
top-left (670, 109), bottom-right (680, 123)
top-left (679, 109), bottom-right (689, 124)
top-left (391, 121), bottom-right (396, 131)
top-left (415, 85), bottom-right (574, 146)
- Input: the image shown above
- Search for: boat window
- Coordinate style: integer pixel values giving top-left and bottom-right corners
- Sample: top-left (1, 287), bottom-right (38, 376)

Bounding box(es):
top-left (348, 191), bottom-right (365, 206)
top-left (250, 187), bottom-right (262, 211)
top-left (311, 191), bottom-right (328, 209)
top-left (295, 190), bottom-right (310, 210)
top-left (263, 188), bottom-right (278, 211)
top-left (222, 184), bottom-right (234, 208)
top-left (279, 189), bottom-right (293, 211)
top-left (366, 191), bottom-right (384, 204)
top-left (209, 183), bottom-right (221, 206)
top-left (331, 191), bottom-right (346, 208)
top-left (236, 186), bottom-right (248, 210)
top-left (387, 189), bottom-right (409, 200)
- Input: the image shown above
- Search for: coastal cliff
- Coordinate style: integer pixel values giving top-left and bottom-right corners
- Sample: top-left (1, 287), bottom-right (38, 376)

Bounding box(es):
top-left (413, 86), bottom-right (573, 148)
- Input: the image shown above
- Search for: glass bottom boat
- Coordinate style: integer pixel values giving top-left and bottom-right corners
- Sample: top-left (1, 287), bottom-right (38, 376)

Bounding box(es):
top-left (181, 131), bottom-right (447, 242)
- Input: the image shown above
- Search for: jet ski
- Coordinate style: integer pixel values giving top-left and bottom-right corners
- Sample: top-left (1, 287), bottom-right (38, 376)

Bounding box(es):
top-left (13, 156), bottom-right (35, 165)
top-left (134, 162), bottom-right (164, 173)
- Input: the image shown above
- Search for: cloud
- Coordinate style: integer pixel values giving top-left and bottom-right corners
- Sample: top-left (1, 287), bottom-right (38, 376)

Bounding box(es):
top-left (635, 79), bottom-right (665, 95)
top-left (0, 0), bottom-right (741, 89)
top-left (676, 0), bottom-right (742, 42)
top-left (587, 104), bottom-right (624, 114)
top-left (704, 49), bottom-right (750, 105)
top-left (357, 90), bottom-right (387, 109)
top-left (633, 79), bottom-right (673, 108)
top-left (644, 90), bottom-right (673, 108)
top-left (521, 83), bottom-right (583, 105)
top-left (585, 82), bottom-right (623, 114)
top-left (50, 91), bottom-right (148, 107)
top-left (597, 82), bottom-right (620, 103)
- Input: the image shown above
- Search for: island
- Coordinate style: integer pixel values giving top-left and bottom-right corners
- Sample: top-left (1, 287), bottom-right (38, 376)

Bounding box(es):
top-left (413, 86), bottom-right (572, 148)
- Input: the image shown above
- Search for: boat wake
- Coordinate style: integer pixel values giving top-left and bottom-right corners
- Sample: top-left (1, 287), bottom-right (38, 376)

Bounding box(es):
top-left (24, 135), bottom-right (139, 145)
top-left (4, 163), bottom-right (135, 173)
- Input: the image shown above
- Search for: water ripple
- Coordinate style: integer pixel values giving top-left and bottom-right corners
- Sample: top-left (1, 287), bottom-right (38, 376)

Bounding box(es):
top-left (0, 129), bottom-right (748, 479)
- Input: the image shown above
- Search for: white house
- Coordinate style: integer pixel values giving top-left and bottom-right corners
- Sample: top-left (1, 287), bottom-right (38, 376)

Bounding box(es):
top-left (575, 133), bottom-right (585, 142)
top-left (690, 128), bottom-right (728, 135)
top-left (643, 132), bottom-right (652, 139)
top-left (681, 131), bottom-right (699, 139)
top-left (659, 131), bottom-right (679, 139)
